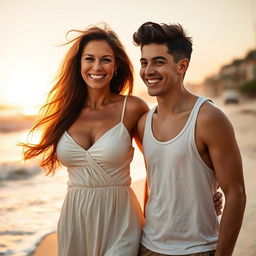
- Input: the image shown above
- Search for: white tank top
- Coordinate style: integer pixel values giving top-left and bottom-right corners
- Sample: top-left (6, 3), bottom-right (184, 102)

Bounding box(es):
top-left (141, 96), bottom-right (219, 255)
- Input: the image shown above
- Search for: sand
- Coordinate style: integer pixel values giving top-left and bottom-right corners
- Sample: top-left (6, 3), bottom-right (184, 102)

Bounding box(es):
top-left (32, 98), bottom-right (256, 256)
top-left (220, 98), bottom-right (256, 256)
top-left (32, 233), bottom-right (57, 256)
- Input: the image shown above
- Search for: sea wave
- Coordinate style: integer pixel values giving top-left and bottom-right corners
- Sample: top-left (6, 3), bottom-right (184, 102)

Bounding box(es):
top-left (0, 114), bottom-right (36, 133)
top-left (0, 228), bottom-right (56, 256)
top-left (0, 169), bottom-right (67, 256)
top-left (0, 163), bottom-right (41, 181)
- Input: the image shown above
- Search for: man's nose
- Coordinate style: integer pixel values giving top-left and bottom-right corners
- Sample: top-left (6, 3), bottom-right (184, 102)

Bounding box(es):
top-left (145, 64), bottom-right (155, 76)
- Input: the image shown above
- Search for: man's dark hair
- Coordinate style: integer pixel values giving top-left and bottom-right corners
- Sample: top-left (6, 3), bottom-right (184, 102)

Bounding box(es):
top-left (133, 22), bottom-right (193, 62)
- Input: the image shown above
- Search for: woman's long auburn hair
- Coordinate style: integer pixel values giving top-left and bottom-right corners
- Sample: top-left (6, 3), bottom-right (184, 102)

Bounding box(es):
top-left (22, 24), bottom-right (134, 175)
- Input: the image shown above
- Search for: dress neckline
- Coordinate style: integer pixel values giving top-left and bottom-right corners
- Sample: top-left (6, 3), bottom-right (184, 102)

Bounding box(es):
top-left (65, 122), bottom-right (130, 152)
top-left (65, 96), bottom-right (129, 152)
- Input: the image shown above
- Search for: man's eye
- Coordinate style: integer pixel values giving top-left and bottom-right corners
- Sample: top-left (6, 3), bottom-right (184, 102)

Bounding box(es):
top-left (155, 60), bottom-right (164, 65)
top-left (140, 62), bottom-right (147, 67)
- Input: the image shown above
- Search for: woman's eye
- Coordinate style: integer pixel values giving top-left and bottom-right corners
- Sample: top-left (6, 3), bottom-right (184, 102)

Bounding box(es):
top-left (84, 57), bottom-right (94, 62)
top-left (101, 58), bottom-right (111, 63)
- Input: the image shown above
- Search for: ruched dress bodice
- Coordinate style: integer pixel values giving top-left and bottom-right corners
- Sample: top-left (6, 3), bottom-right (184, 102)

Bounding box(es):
top-left (56, 97), bottom-right (143, 256)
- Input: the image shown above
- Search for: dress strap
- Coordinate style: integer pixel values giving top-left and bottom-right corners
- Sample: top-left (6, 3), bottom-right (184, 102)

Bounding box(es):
top-left (120, 96), bottom-right (128, 123)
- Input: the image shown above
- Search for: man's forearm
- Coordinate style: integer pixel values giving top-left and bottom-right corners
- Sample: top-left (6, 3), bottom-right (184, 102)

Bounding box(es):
top-left (215, 191), bottom-right (246, 256)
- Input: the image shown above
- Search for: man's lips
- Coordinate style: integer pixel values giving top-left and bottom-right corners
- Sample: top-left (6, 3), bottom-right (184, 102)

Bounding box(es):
top-left (146, 78), bottom-right (162, 86)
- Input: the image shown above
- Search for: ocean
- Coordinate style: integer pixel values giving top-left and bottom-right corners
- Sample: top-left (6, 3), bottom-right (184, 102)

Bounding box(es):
top-left (0, 108), bottom-right (146, 256)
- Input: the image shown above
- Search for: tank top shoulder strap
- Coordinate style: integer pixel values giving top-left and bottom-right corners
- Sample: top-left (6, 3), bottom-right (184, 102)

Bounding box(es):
top-left (188, 96), bottom-right (211, 129)
top-left (146, 105), bottom-right (157, 125)
top-left (143, 105), bottom-right (157, 144)
top-left (120, 96), bottom-right (128, 123)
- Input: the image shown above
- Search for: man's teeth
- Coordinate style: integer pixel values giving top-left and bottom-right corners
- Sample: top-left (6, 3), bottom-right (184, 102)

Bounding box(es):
top-left (147, 79), bottom-right (161, 84)
top-left (89, 74), bottom-right (105, 79)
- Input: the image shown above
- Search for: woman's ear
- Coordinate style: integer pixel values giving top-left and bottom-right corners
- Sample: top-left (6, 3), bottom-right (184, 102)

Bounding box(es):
top-left (113, 65), bottom-right (119, 77)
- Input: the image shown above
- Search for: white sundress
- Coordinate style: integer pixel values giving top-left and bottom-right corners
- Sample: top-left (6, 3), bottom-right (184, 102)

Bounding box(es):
top-left (56, 96), bottom-right (143, 256)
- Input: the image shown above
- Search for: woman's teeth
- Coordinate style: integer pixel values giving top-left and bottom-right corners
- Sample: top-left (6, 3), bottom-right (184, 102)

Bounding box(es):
top-left (89, 74), bottom-right (105, 79)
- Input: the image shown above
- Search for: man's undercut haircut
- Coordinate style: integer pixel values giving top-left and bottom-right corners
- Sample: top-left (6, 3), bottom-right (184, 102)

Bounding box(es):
top-left (133, 21), bottom-right (193, 63)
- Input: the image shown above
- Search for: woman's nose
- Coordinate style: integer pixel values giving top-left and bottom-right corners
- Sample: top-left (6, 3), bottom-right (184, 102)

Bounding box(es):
top-left (92, 60), bottom-right (102, 71)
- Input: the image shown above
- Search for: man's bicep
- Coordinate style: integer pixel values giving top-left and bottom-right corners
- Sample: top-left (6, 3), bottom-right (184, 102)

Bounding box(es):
top-left (204, 114), bottom-right (244, 193)
top-left (135, 113), bottom-right (147, 144)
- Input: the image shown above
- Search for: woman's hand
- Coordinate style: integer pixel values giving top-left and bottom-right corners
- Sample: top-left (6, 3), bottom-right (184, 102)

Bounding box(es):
top-left (213, 191), bottom-right (223, 216)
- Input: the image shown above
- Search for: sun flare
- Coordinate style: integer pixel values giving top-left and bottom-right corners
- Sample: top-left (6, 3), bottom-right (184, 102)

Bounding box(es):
top-left (20, 106), bottom-right (40, 116)
top-left (5, 62), bottom-right (49, 113)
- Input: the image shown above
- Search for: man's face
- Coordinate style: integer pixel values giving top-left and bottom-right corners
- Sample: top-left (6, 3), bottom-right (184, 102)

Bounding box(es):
top-left (140, 43), bottom-right (181, 97)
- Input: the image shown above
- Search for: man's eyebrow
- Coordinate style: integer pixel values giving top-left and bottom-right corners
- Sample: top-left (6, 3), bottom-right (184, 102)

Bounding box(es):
top-left (152, 56), bottom-right (167, 61)
top-left (140, 56), bottom-right (167, 62)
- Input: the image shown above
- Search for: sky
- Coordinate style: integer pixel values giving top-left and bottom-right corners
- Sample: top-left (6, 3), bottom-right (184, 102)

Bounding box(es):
top-left (0, 0), bottom-right (255, 110)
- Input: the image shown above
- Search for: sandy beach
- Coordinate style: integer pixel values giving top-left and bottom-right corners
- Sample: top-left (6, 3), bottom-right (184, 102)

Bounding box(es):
top-left (32, 98), bottom-right (256, 256)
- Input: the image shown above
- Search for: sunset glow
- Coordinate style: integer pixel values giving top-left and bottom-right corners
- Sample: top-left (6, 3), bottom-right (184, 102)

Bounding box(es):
top-left (4, 62), bottom-right (48, 110)
top-left (0, 0), bottom-right (255, 108)
top-left (20, 106), bottom-right (40, 116)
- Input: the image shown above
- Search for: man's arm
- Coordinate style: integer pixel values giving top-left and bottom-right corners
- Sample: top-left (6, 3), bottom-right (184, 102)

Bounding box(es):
top-left (198, 103), bottom-right (246, 256)
top-left (134, 112), bottom-right (149, 214)
top-left (133, 110), bottom-right (148, 152)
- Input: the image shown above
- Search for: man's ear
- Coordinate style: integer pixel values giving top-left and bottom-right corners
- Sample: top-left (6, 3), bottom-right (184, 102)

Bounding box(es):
top-left (178, 58), bottom-right (189, 74)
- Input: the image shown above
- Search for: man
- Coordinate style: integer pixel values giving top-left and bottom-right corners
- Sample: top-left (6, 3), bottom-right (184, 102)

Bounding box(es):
top-left (134, 22), bottom-right (246, 256)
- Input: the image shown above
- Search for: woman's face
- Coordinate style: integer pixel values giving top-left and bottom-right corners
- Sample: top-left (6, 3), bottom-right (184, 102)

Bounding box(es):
top-left (80, 40), bottom-right (117, 90)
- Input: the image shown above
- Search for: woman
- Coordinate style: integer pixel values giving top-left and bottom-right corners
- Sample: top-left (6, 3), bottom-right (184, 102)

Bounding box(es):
top-left (23, 24), bottom-right (222, 256)
top-left (23, 24), bottom-right (148, 255)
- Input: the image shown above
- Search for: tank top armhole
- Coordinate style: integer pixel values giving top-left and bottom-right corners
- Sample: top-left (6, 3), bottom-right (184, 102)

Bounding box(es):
top-left (190, 97), bottom-right (214, 173)
top-left (190, 97), bottom-right (210, 137)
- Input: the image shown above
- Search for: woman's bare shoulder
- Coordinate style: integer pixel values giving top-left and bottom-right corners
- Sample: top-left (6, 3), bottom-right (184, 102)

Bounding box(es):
top-left (126, 95), bottom-right (149, 113)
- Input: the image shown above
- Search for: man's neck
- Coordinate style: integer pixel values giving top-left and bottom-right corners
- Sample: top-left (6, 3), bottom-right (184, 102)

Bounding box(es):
top-left (155, 89), bottom-right (196, 117)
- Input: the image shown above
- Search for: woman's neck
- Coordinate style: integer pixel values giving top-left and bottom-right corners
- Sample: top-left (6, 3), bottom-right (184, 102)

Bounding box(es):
top-left (85, 87), bottom-right (115, 109)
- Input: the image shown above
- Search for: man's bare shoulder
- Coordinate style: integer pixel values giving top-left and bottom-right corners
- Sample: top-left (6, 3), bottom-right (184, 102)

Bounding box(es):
top-left (198, 100), bottom-right (235, 141)
top-left (198, 101), bottom-right (231, 126)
